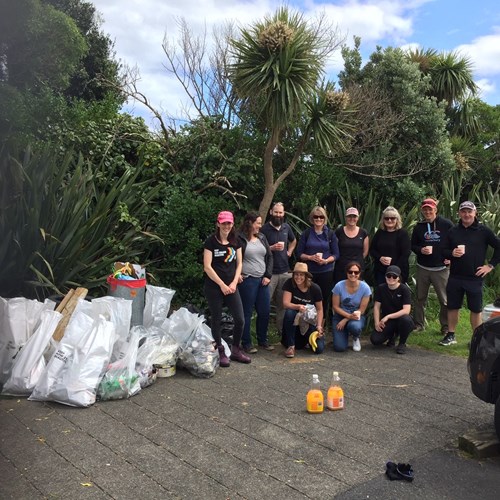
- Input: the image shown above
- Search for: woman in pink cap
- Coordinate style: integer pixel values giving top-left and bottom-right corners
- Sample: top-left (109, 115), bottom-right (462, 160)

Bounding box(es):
top-left (203, 211), bottom-right (251, 367)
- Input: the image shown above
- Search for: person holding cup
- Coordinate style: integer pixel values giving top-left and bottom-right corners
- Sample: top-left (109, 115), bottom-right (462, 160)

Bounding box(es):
top-left (260, 202), bottom-right (297, 339)
top-left (440, 201), bottom-right (500, 346)
top-left (411, 198), bottom-right (453, 333)
top-left (370, 206), bottom-right (411, 285)
top-left (331, 261), bottom-right (371, 352)
top-left (297, 206), bottom-right (340, 325)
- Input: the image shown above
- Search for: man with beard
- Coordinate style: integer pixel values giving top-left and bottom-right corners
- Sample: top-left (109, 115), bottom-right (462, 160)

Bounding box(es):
top-left (260, 202), bottom-right (297, 338)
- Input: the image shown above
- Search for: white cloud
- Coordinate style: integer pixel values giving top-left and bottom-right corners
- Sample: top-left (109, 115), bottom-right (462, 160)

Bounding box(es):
top-left (92, 0), bottom-right (499, 125)
top-left (475, 78), bottom-right (496, 101)
top-left (455, 28), bottom-right (500, 76)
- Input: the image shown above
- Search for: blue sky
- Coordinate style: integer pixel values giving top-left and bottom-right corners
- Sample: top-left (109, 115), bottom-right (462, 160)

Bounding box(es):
top-left (92, 0), bottom-right (500, 126)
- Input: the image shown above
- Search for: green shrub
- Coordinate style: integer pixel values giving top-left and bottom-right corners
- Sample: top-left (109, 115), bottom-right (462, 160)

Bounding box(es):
top-left (0, 144), bottom-right (161, 299)
top-left (151, 182), bottom-right (234, 308)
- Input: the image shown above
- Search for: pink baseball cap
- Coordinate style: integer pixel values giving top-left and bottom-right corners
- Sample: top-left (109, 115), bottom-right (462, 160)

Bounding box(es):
top-left (346, 207), bottom-right (359, 216)
top-left (217, 211), bottom-right (234, 223)
top-left (421, 198), bottom-right (437, 209)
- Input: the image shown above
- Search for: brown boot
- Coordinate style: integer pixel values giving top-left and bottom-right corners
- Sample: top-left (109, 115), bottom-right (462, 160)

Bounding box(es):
top-left (218, 345), bottom-right (230, 367)
top-left (230, 345), bottom-right (251, 363)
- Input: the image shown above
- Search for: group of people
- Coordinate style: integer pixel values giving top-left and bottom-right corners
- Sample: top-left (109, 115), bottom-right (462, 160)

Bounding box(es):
top-left (203, 199), bottom-right (499, 367)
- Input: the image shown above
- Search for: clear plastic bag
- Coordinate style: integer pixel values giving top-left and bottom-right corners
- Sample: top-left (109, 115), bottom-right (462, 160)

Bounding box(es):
top-left (143, 285), bottom-right (176, 328)
top-left (177, 322), bottom-right (218, 378)
top-left (168, 307), bottom-right (204, 347)
top-left (97, 328), bottom-right (141, 401)
top-left (91, 296), bottom-right (132, 362)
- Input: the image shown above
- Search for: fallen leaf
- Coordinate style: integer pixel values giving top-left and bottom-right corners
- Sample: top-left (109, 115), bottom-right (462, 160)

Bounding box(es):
top-left (80, 482), bottom-right (93, 487)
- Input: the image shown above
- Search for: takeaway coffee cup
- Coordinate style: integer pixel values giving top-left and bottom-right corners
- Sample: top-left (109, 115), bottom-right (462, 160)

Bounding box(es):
top-left (276, 241), bottom-right (285, 251)
top-left (425, 246), bottom-right (433, 254)
top-left (458, 244), bottom-right (465, 254)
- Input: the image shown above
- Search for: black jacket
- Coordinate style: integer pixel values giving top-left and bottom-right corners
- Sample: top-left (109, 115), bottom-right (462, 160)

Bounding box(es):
top-left (442, 219), bottom-right (500, 281)
top-left (237, 232), bottom-right (274, 279)
top-left (411, 215), bottom-right (453, 268)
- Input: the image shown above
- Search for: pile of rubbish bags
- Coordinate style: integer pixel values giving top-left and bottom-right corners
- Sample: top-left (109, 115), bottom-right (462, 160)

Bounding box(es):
top-left (0, 286), bottom-right (226, 408)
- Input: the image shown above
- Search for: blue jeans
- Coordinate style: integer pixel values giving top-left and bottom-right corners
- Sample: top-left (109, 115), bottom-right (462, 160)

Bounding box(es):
top-left (238, 277), bottom-right (270, 348)
top-left (283, 309), bottom-right (324, 353)
top-left (332, 315), bottom-right (366, 352)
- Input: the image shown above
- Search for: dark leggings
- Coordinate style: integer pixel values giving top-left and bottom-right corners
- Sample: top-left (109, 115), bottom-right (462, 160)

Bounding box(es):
top-left (370, 315), bottom-right (414, 346)
top-left (204, 281), bottom-right (244, 347)
top-left (312, 270), bottom-right (333, 324)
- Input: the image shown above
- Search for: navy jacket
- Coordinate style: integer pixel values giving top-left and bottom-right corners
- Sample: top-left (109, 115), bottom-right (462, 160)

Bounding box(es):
top-left (442, 219), bottom-right (500, 281)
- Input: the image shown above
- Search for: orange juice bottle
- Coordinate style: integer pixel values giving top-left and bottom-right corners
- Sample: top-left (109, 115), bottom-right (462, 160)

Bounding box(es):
top-left (306, 374), bottom-right (324, 413)
top-left (326, 371), bottom-right (344, 410)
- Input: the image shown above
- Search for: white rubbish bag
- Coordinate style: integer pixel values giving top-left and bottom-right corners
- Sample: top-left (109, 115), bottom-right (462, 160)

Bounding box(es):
top-left (29, 304), bottom-right (115, 407)
top-left (2, 309), bottom-right (62, 396)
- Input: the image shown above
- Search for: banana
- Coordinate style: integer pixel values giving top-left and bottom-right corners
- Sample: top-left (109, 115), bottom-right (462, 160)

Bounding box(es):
top-left (309, 330), bottom-right (319, 352)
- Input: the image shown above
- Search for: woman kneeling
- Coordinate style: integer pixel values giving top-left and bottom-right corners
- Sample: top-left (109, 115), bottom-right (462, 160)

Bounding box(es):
top-left (282, 263), bottom-right (324, 358)
top-left (332, 261), bottom-right (371, 352)
top-left (370, 265), bottom-right (414, 354)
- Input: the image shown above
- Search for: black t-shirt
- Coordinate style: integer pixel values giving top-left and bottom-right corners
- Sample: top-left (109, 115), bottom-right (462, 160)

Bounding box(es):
top-left (374, 283), bottom-right (412, 316)
top-left (282, 278), bottom-right (323, 305)
top-left (204, 234), bottom-right (240, 285)
top-left (335, 226), bottom-right (368, 269)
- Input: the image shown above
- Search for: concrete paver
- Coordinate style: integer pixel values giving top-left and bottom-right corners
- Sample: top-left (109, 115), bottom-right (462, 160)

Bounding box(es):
top-left (1, 340), bottom-right (500, 499)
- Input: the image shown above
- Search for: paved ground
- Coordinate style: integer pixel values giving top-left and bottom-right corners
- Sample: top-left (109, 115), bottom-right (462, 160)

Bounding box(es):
top-left (1, 339), bottom-right (500, 499)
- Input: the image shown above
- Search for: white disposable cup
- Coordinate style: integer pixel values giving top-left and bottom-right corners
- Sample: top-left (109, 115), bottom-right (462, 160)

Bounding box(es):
top-left (276, 241), bottom-right (284, 251)
top-left (353, 310), bottom-right (361, 320)
top-left (458, 244), bottom-right (465, 253)
top-left (425, 246), bottom-right (433, 254)
top-left (316, 252), bottom-right (323, 259)
top-left (387, 257), bottom-right (392, 264)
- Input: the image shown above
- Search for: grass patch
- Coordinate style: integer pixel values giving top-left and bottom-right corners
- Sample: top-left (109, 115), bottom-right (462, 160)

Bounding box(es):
top-left (406, 287), bottom-right (497, 358)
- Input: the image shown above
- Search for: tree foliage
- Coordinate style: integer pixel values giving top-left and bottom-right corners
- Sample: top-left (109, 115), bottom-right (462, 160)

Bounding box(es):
top-left (0, 0), bottom-right (88, 92)
top-left (229, 6), bottom-right (350, 216)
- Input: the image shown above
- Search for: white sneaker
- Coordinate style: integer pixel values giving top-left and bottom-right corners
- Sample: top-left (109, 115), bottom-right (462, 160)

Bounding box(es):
top-left (352, 338), bottom-right (361, 352)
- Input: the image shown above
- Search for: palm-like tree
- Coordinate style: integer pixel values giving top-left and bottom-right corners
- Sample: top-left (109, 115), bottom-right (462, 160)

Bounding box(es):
top-left (430, 51), bottom-right (478, 111)
top-left (229, 7), bottom-right (351, 215)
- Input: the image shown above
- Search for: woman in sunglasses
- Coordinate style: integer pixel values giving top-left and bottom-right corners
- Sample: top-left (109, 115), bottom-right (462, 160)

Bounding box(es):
top-left (370, 265), bottom-right (414, 354)
top-left (297, 206), bottom-right (339, 323)
top-left (331, 261), bottom-right (371, 352)
top-left (369, 206), bottom-right (411, 285)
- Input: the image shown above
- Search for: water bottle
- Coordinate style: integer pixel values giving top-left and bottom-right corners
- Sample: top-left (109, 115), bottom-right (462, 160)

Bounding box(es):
top-left (306, 374), bottom-right (324, 413)
top-left (326, 371), bottom-right (344, 410)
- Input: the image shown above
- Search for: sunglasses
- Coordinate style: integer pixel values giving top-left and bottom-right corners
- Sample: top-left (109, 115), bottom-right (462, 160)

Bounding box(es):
top-left (347, 270), bottom-right (360, 275)
top-left (385, 273), bottom-right (399, 279)
top-left (313, 215), bottom-right (325, 220)
top-left (384, 217), bottom-right (396, 221)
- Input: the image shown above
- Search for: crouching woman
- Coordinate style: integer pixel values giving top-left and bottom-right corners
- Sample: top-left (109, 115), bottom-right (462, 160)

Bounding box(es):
top-left (332, 261), bottom-right (371, 353)
top-left (370, 265), bottom-right (414, 354)
top-left (282, 263), bottom-right (324, 358)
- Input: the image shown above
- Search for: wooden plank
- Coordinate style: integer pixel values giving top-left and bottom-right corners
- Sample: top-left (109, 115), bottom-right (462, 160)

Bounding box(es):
top-left (55, 289), bottom-right (74, 313)
top-left (52, 287), bottom-right (88, 341)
